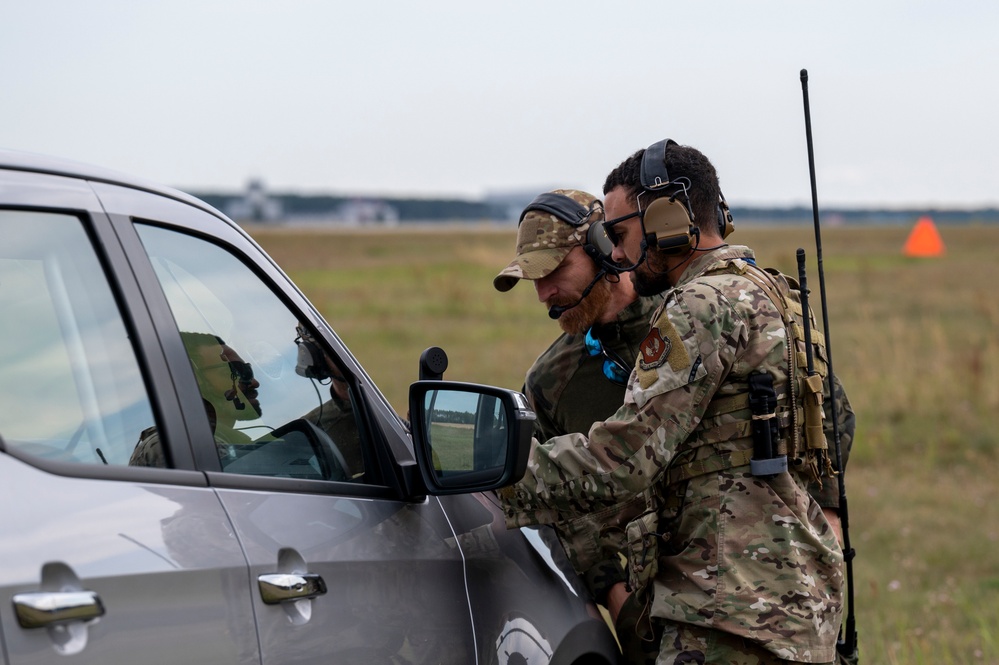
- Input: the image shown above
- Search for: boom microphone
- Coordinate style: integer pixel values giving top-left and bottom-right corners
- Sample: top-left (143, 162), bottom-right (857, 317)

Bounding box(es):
top-left (548, 269), bottom-right (606, 320)
top-left (609, 239), bottom-right (647, 275)
top-left (225, 388), bottom-right (246, 410)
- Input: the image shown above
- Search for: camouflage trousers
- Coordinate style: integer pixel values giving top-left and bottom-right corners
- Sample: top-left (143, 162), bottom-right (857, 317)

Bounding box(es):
top-left (614, 594), bottom-right (835, 665)
top-left (655, 622), bottom-right (835, 665)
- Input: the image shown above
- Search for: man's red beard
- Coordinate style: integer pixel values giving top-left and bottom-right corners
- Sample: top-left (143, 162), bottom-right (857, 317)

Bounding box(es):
top-left (546, 277), bottom-right (612, 336)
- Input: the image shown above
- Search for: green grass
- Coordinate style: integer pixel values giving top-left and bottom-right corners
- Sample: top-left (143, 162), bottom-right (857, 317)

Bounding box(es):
top-left (252, 222), bottom-right (999, 664)
top-left (428, 422), bottom-right (475, 470)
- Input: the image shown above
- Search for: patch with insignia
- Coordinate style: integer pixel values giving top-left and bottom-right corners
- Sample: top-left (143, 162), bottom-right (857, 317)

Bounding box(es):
top-left (639, 327), bottom-right (671, 370)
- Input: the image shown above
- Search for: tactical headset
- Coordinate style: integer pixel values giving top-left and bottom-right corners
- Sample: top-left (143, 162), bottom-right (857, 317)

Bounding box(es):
top-left (639, 138), bottom-right (734, 255)
top-left (520, 192), bottom-right (619, 272)
top-left (295, 325), bottom-right (331, 380)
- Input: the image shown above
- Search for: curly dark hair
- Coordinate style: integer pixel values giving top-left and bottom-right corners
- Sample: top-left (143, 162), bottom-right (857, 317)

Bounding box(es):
top-left (603, 141), bottom-right (722, 234)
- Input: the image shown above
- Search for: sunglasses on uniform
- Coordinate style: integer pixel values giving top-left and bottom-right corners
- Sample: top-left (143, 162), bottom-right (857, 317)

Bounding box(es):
top-left (584, 328), bottom-right (631, 386)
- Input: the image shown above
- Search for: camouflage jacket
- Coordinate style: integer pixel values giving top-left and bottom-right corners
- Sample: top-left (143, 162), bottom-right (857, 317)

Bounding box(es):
top-left (525, 295), bottom-right (661, 443)
top-left (500, 246), bottom-right (845, 662)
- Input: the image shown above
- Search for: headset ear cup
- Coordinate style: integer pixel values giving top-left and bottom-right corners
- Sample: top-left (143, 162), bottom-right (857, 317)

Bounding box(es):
top-left (644, 197), bottom-right (694, 254)
top-left (586, 220), bottom-right (616, 262)
top-left (721, 215), bottom-right (734, 238)
top-left (718, 198), bottom-right (735, 238)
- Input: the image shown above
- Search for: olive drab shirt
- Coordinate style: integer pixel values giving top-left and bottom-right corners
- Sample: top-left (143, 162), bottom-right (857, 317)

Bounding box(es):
top-left (525, 296), bottom-right (662, 443)
top-left (500, 245), bottom-right (845, 663)
top-left (523, 295), bottom-right (661, 580)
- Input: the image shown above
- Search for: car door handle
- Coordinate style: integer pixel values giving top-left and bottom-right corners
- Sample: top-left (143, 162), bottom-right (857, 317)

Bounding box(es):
top-left (258, 573), bottom-right (327, 604)
top-left (12, 590), bottom-right (106, 629)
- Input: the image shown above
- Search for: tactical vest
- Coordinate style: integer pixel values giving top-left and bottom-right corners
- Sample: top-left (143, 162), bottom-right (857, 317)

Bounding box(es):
top-left (626, 256), bottom-right (834, 595)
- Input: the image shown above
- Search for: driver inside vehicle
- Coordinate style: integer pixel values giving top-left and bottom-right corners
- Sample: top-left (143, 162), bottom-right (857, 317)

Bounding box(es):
top-left (294, 324), bottom-right (364, 476)
top-left (129, 331), bottom-right (261, 467)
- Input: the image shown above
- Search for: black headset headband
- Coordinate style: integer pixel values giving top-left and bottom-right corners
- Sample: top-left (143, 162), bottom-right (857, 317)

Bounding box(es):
top-left (520, 192), bottom-right (594, 226)
top-left (640, 138), bottom-right (681, 191)
top-left (639, 138), bottom-right (695, 225)
top-left (520, 192), bottom-right (619, 273)
top-left (640, 138), bottom-right (735, 240)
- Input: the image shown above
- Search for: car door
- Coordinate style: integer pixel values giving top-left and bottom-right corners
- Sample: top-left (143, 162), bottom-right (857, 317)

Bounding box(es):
top-left (0, 172), bottom-right (259, 664)
top-left (101, 187), bottom-right (478, 664)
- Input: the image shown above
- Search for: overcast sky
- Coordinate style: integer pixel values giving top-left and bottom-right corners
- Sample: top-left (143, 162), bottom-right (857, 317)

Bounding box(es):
top-left (3, 1), bottom-right (996, 207)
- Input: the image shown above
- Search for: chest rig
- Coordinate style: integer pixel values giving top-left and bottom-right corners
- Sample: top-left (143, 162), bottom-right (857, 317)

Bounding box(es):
top-left (625, 256), bottom-right (834, 596)
top-left (668, 257), bottom-right (833, 486)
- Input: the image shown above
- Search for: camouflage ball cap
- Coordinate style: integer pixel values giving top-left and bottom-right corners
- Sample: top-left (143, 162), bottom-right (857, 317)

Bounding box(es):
top-left (493, 189), bottom-right (604, 292)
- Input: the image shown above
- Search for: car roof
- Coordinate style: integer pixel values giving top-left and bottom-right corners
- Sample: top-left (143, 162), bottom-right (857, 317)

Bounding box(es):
top-left (0, 148), bottom-right (227, 221)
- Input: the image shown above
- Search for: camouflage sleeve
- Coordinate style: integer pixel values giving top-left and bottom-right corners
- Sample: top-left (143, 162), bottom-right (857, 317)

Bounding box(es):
top-left (521, 366), bottom-right (634, 573)
top-left (807, 373), bottom-right (855, 508)
top-left (500, 282), bottom-right (743, 529)
top-left (550, 493), bottom-right (646, 576)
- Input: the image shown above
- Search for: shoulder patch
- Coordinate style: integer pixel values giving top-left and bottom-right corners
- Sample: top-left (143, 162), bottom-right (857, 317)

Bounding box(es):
top-left (639, 326), bottom-right (671, 370)
top-left (635, 314), bottom-right (692, 389)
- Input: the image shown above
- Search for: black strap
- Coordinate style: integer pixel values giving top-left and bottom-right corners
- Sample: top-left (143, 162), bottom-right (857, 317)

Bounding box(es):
top-left (640, 138), bottom-right (678, 190)
top-left (520, 192), bottom-right (591, 226)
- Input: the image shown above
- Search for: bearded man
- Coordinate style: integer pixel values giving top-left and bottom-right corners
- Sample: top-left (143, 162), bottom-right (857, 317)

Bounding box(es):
top-left (500, 143), bottom-right (849, 664)
top-left (494, 189), bottom-right (661, 622)
top-left (494, 189), bottom-right (660, 442)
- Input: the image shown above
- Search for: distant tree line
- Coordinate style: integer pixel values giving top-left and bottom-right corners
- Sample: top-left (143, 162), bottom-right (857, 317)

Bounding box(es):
top-left (731, 206), bottom-right (999, 226)
top-left (430, 409), bottom-right (475, 425)
top-left (195, 192), bottom-right (505, 222)
top-left (192, 190), bottom-right (999, 225)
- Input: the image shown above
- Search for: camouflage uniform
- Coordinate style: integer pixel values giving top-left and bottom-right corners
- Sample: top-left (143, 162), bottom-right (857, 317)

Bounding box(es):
top-left (500, 246), bottom-right (845, 663)
top-left (493, 187), bottom-right (654, 446)
top-left (494, 189), bottom-right (656, 601)
top-left (523, 295), bottom-right (661, 615)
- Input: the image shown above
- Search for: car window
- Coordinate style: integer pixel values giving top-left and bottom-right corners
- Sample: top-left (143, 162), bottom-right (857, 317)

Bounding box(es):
top-left (0, 210), bottom-right (155, 466)
top-left (133, 223), bottom-right (369, 483)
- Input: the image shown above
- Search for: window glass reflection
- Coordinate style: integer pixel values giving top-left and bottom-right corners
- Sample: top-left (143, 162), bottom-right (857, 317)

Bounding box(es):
top-left (0, 211), bottom-right (155, 466)
top-left (133, 224), bottom-right (367, 482)
top-left (422, 390), bottom-right (507, 476)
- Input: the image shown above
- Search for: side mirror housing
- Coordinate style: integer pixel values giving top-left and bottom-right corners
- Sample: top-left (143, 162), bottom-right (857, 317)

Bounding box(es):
top-left (408, 381), bottom-right (535, 495)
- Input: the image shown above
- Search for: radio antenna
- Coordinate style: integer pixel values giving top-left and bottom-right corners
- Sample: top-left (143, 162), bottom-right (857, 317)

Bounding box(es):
top-left (800, 68), bottom-right (857, 662)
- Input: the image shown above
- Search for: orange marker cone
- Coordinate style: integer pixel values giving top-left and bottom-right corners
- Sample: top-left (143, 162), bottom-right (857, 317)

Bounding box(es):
top-left (903, 216), bottom-right (945, 257)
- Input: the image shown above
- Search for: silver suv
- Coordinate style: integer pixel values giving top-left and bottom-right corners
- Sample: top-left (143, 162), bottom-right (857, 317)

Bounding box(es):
top-left (0, 150), bottom-right (619, 665)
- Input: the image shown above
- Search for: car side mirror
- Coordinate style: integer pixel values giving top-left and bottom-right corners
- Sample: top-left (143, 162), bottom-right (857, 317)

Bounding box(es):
top-left (408, 381), bottom-right (535, 495)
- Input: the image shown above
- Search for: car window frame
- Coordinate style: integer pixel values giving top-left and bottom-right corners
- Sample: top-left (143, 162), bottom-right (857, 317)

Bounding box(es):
top-left (91, 181), bottom-right (410, 501)
top-left (0, 171), bottom-right (205, 486)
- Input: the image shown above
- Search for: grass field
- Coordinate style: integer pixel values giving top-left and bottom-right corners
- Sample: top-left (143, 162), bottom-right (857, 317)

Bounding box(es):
top-left (251, 221), bottom-right (999, 664)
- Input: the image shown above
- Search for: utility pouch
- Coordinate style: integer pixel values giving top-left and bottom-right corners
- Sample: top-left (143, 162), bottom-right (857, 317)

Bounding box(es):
top-left (801, 372), bottom-right (827, 451)
top-left (625, 510), bottom-right (664, 594)
top-left (801, 372), bottom-right (834, 482)
top-left (748, 371), bottom-right (787, 477)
